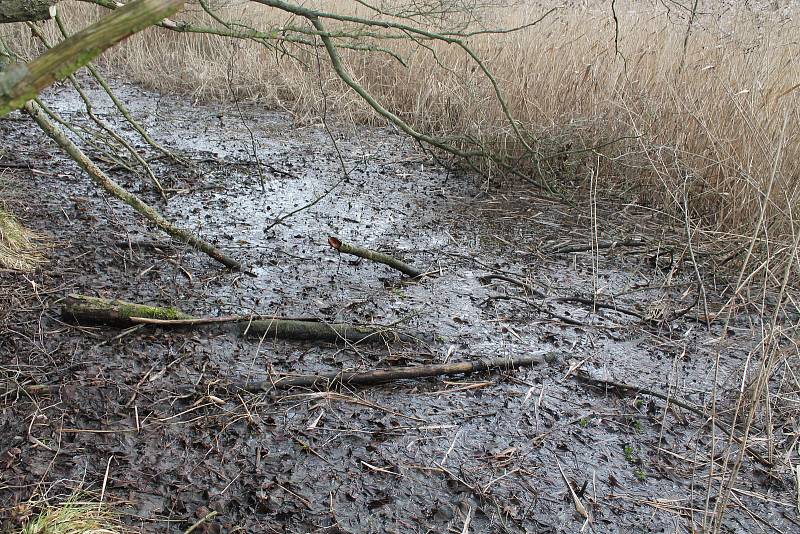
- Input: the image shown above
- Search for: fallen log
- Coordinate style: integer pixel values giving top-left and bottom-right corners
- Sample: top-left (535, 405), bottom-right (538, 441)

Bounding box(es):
top-left (62, 294), bottom-right (192, 326)
top-left (328, 236), bottom-right (423, 278)
top-left (62, 294), bottom-right (406, 343)
top-left (242, 352), bottom-right (558, 391)
top-left (0, 0), bottom-right (55, 23)
top-left (243, 319), bottom-right (405, 343)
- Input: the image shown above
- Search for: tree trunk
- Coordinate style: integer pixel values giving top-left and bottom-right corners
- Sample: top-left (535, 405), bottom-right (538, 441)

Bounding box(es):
top-left (0, 0), bottom-right (55, 23)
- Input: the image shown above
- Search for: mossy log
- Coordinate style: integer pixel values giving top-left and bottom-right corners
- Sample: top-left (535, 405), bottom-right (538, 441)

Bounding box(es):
top-left (63, 294), bottom-right (193, 326)
top-left (62, 294), bottom-right (404, 343)
top-left (0, 0), bottom-right (55, 23)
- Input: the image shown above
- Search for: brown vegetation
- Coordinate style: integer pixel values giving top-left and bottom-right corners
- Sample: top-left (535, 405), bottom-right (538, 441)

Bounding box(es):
top-left (5, 1), bottom-right (797, 269)
top-left (1, 2), bottom-right (798, 531)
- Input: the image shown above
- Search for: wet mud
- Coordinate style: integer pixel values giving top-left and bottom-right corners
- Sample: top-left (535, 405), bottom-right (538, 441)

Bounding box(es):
top-left (0, 78), bottom-right (796, 533)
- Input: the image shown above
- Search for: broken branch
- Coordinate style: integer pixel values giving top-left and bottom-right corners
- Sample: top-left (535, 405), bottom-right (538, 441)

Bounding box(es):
top-left (328, 236), bottom-right (423, 278)
top-left (242, 352), bottom-right (558, 391)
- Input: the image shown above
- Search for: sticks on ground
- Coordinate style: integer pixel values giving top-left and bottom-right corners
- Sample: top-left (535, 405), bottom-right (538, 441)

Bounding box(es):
top-left (551, 237), bottom-right (646, 254)
top-left (572, 371), bottom-right (773, 468)
top-left (243, 352), bottom-right (558, 391)
top-left (329, 236), bottom-right (424, 278)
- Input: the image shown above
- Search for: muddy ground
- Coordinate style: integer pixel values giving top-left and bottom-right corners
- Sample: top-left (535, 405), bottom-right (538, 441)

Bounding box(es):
top-left (0, 79), bottom-right (797, 533)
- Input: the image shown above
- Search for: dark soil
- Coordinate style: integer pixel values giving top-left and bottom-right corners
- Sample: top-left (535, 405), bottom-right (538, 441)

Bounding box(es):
top-left (0, 79), bottom-right (797, 533)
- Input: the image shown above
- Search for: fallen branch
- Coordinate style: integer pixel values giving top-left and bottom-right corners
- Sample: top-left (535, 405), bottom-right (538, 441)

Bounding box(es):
top-left (62, 294), bottom-right (407, 343)
top-left (480, 273), bottom-right (547, 298)
top-left (26, 100), bottom-right (247, 272)
top-left (328, 236), bottom-right (423, 278)
top-left (243, 318), bottom-right (407, 343)
top-left (480, 294), bottom-right (587, 327)
top-left (555, 296), bottom-right (646, 322)
top-left (242, 352), bottom-right (558, 391)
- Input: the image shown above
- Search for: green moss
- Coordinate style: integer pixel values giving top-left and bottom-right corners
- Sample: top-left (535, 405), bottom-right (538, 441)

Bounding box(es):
top-left (630, 418), bottom-right (643, 433)
top-left (54, 47), bottom-right (104, 82)
top-left (118, 303), bottom-right (185, 320)
top-left (623, 445), bottom-right (635, 463)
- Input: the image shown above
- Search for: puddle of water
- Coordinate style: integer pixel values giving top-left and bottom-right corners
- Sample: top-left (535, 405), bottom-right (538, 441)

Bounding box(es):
top-left (0, 78), bottom-right (790, 533)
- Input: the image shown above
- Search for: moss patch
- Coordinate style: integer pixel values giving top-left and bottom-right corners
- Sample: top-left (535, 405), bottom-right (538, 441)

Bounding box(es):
top-left (117, 302), bottom-right (188, 320)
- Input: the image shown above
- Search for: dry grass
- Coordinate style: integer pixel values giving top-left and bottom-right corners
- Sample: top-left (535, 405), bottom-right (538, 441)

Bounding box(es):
top-left (3, 1), bottom-right (796, 266)
top-left (0, 206), bottom-right (44, 272)
top-left (5, 493), bottom-right (125, 534)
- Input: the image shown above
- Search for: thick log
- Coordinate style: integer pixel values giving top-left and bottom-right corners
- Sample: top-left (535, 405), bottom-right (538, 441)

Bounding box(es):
top-left (61, 294), bottom-right (404, 343)
top-left (242, 352), bottom-right (558, 391)
top-left (0, 0), bottom-right (184, 116)
top-left (62, 294), bottom-right (193, 326)
top-left (0, 0), bottom-right (55, 23)
top-left (244, 319), bottom-right (402, 343)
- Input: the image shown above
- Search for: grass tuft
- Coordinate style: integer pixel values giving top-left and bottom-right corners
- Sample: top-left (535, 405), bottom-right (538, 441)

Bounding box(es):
top-left (0, 207), bottom-right (45, 272)
top-left (8, 495), bottom-right (125, 534)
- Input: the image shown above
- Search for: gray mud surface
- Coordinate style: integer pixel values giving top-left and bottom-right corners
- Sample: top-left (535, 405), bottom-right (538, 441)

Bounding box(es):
top-left (1, 80), bottom-right (797, 533)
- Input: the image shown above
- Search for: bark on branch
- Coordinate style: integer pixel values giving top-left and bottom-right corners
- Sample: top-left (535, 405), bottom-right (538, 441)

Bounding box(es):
top-left (329, 236), bottom-right (423, 278)
top-left (243, 352), bottom-right (557, 391)
top-left (0, 0), bottom-right (55, 23)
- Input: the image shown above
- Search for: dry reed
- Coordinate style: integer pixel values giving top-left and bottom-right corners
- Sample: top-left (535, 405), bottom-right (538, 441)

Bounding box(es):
top-left (1, 2), bottom-right (799, 530)
top-left (3, 1), bottom-right (796, 264)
